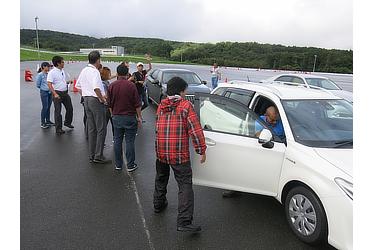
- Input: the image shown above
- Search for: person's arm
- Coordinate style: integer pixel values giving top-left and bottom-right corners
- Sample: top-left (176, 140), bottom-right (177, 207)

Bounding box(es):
top-left (36, 74), bottom-right (42, 89)
top-left (186, 103), bottom-right (207, 164)
top-left (93, 71), bottom-right (107, 104)
top-left (48, 81), bottom-right (60, 99)
top-left (94, 88), bottom-right (106, 104)
top-left (146, 59), bottom-right (152, 73)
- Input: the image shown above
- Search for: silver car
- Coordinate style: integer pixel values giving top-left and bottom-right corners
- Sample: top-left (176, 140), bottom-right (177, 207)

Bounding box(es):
top-left (260, 73), bottom-right (353, 103)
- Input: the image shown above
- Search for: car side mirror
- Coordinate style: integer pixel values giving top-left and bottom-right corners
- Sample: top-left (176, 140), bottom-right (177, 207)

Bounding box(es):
top-left (153, 79), bottom-right (160, 85)
top-left (202, 80), bottom-right (207, 85)
top-left (258, 129), bottom-right (274, 149)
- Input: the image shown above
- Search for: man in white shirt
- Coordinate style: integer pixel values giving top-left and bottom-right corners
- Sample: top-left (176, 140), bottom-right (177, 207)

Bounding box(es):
top-left (76, 51), bottom-right (111, 164)
top-left (47, 56), bottom-right (74, 135)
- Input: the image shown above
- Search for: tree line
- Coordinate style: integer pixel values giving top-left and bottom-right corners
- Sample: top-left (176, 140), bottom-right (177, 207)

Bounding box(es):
top-left (21, 29), bottom-right (352, 73)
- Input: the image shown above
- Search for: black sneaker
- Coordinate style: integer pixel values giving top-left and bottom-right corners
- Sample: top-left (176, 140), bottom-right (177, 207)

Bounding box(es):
top-left (93, 158), bottom-right (112, 164)
top-left (177, 224), bottom-right (201, 232)
top-left (56, 129), bottom-right (65, 135)
top-left (41, 124), bottom-right (49, 129)
top-left (115, 165), bottom-right (122, 171)
top-left (64, 123), bottom-right (74, 129)
top-left (154, 200), bottom-right (168, 213)
top-left (46, 121), bottom-right (55, 126)
top-left (127, 164), bottom-right (138, 172)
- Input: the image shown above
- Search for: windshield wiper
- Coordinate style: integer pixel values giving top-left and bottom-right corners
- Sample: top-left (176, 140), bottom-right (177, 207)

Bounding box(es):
top-left (333, 140), bottom-right (353, 148)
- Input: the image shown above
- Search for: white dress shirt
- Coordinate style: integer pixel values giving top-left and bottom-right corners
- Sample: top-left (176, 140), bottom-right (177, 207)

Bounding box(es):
top-left (47, 67), bottom-right (68, 91)
top-left (76, 64), bottom-right (105, 97)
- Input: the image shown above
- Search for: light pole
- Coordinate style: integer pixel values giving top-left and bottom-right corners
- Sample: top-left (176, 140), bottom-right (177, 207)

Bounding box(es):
top-left (35, 16), bottom-right (40, 60)
top-left (313, 54), bottom-right (317, 72)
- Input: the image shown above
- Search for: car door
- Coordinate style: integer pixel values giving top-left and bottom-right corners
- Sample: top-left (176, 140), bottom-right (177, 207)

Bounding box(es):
top-left (191, 93), bottom-right (286, 196)
top-left (147, 69), bottom-right (161, 103)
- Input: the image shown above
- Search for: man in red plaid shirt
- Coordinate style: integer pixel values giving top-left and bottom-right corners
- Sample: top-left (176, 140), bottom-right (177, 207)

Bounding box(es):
top-left (153, 77), bottom-right (207, 232)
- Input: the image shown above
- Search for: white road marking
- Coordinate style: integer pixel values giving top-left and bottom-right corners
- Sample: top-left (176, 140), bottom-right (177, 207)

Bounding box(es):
top-left (126, 171), bottom-right (155, 250)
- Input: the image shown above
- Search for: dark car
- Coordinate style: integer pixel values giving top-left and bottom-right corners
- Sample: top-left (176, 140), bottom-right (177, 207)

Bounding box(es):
top-left (145, 68), bottom-right (211, 105)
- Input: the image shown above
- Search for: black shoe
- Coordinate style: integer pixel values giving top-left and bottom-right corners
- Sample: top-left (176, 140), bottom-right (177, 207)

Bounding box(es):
top-left (64, 123), bottom-right (74, 129)
top-left (41, 124), bottom-right (49, 129)
top-left (46, 121), bottom-right (55, 126)
top-left (222, 190), bottom-right (239, 198)
top-left (177, 224), bottom-right (201, 232)
top-left (115, 165), bottom-right (122, 171)
top-left (56, 129), bottom-right (65, 135)
top-left (127, 164), bottom-right (138, 172)
top-left (93, 158), bottom-right (112, 164)
top-left (154, 200), bottom-right (168, 213)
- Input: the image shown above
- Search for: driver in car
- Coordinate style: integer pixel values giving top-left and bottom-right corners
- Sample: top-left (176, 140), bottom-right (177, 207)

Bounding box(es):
top-left (255, 106), bottom-right (285, 140)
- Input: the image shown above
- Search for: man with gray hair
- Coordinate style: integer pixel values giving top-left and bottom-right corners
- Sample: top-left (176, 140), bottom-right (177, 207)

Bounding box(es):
top-left (76, 51), bottom-right (111, 164)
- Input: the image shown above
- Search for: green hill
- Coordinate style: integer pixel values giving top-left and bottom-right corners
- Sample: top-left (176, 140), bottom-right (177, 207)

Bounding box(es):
top-left (20, 29), bottom-right (352, 73)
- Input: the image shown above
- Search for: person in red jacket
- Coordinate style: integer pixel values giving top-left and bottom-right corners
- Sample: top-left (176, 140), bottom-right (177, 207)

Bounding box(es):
top-left (153, 77), bottom-right (207, 232)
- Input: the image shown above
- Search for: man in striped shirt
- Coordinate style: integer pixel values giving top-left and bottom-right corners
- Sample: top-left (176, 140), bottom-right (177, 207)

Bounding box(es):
top-left (153, 77), bottom-right (207, 232)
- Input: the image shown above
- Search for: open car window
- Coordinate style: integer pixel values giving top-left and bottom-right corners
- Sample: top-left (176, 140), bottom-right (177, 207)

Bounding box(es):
top-left (195, 93), bottom-right (283, 142)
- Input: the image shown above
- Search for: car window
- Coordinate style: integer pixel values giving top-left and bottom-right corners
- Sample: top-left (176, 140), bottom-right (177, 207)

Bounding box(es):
top-left (291, 77), bottom-right (304, 84)
top-left (212, 87), bottom-right (227, 96)
top-left (198, 95), bottom-right (263, 138)
top-left (163, 72), bottom-right (202, 84)
top-left (305, 78), bottom-right (341, 90)
top-left (224, 89), bottom-right (255, 106)
top-left (151, 69), bottom-right (159, 79)
top-left (275, 76), bottom-right (292, 82)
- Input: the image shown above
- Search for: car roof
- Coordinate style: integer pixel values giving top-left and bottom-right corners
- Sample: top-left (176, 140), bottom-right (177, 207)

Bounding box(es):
top-left (158, 68), bottom-right (195, 73)
top-left (273, 73), bottom-right (328, 79)
top-left (219, 81), bottom-right (341, 100)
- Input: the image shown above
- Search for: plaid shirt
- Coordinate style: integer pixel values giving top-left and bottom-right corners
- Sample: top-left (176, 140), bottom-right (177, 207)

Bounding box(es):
top-left (155, 96), bottom-right (206, 165)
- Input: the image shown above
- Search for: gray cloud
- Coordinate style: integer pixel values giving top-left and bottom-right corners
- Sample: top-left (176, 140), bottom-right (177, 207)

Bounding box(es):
top-left (20, 0), bottom-right (352, 49)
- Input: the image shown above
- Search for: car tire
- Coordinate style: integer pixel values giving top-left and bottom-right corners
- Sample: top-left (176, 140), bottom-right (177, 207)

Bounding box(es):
top-left (285, 186), bottom-right (328, 245)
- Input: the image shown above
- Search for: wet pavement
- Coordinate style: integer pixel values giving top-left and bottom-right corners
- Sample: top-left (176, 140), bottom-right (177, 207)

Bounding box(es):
top-left (20, 62), bottom-right (336, 250)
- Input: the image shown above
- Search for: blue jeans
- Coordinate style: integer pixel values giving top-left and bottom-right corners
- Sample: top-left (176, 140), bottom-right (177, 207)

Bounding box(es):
top-left (140, 91), bottom-right (149, 110)
top-left (211, 76), bottom-right (219, 89)
top-left (112, 115), bottom-right (138, 168)
top-left (40, 90), bottom-right (52, 124)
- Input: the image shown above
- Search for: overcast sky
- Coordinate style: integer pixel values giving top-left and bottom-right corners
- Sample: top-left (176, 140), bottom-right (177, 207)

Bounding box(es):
top-left (20, 0), bottom-right (352, 50)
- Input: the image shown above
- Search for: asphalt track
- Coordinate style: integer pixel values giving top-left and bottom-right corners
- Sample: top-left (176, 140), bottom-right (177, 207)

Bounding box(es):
top-left (20, 62), bottom-right (336, 250)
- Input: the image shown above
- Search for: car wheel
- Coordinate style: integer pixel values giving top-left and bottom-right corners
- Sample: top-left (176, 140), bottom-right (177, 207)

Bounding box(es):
top-left (285, 186), bottom-right (328, 245)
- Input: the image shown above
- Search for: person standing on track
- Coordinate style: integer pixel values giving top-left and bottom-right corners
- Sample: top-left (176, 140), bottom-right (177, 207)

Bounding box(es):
top-left (76, 51), bottom-right (111, 164)
top-left (36, 62), bottom-right (54, 129)
top-left (107, 64), bottom-right (142, 172)
top-left (153, 77), bottom-right (207, 232)
top-left (210, 62), bottom-right (221, 89)
top-left (132, 56), bottom-right (152, 112)
top-left (47, 56), bottom-right (74, 135)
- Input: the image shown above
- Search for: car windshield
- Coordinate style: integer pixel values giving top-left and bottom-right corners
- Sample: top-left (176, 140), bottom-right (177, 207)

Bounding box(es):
top-left (282, 99), bottom-right (353, 148)
top-left (305, 78), bottom-right (341, 90)
top-left (163, 72), bottom-right (202, 84)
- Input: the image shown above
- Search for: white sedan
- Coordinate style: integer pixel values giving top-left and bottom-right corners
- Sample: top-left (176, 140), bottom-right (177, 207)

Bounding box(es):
top-left (191, 81), bottom-right (352, 250)
top-left (260, 73), bottom-right (353, 103)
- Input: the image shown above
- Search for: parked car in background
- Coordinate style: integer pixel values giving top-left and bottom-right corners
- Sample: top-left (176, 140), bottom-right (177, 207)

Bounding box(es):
top-left (145, 68), bottom-right (211, 105)
top-left (260, 73), bottom-right (353, 103)
top-left (191, 81), bottom-right (352, 250)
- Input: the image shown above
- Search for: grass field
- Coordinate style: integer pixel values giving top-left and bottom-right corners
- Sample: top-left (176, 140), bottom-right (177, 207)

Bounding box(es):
top-left (20, 48), bottom-right (193, 65)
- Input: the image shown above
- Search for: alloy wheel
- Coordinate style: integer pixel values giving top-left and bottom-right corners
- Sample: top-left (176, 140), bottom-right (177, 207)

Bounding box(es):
top-left (288, 194), bottom-right (317, 236)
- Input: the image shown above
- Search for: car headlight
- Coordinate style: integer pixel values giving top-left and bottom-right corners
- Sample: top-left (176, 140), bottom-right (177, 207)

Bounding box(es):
top-left (335, 177), bottom-right (353, 200)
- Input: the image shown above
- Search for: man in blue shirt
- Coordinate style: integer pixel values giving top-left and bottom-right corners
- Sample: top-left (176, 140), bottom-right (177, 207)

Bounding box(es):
top-left (255, 106), bottom-right (285, 140)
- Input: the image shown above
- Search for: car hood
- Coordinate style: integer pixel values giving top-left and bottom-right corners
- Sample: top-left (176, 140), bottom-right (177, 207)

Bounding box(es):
top-left (313, 148), bottom-right (352, 177)
top-left (186, 84), bottom-right (211, 94)
top-left (329, 90), bottom-right (353, 103)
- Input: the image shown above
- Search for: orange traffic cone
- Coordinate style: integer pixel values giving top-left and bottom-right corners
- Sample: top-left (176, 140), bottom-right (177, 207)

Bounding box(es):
top-left (24, 69), bottom-right (33, 82)
top-left (73, 79), bottom-right (79, 92)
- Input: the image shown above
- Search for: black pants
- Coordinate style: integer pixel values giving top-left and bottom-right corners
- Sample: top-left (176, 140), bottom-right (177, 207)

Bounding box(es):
top-left (154, 159), bottom-right (194, 226)
top-left (53, 90), bottom-right (73, 131)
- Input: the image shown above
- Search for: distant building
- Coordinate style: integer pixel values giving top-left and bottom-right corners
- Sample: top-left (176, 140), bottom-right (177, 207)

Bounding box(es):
top-left (79, 46), bottom-right (125, 56)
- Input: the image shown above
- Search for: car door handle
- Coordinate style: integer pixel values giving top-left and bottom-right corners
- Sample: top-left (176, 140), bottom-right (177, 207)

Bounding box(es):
top-left (205, 138), bottom-right (216, 146)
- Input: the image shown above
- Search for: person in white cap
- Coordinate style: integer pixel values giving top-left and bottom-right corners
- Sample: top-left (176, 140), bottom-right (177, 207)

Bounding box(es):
top-left (132, 56), bottom-right (152, 113)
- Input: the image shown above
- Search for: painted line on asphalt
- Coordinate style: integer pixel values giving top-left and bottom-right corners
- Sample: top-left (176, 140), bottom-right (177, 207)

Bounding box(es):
top-left (126, 171), bottom-right (155, 250)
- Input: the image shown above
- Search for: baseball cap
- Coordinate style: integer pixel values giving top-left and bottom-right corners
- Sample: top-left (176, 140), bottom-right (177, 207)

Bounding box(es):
top-left (136, 62), bottom-right (144, 67)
